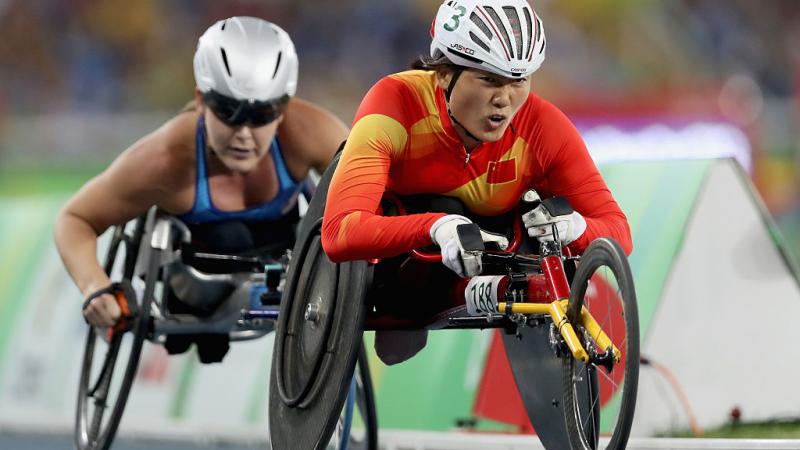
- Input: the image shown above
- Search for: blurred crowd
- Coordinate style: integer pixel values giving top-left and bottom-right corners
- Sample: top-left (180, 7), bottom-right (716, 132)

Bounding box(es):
top-left (3, 1), bottom-right (797, 115)
top-left (0, 0), bottom-right (432, 115)
top-left (1, 0), bottom-right (799, 252)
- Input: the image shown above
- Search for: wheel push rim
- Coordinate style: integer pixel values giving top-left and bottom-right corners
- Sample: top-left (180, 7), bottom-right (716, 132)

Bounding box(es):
top-left (75, 217), bottom-right (154, 450)
top-left (564, 238), bottom-right (639, 450)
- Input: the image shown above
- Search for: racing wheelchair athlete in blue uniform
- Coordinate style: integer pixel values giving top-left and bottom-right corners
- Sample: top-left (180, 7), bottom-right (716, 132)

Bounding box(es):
top-left (54, 16), bottom-right (376, 450)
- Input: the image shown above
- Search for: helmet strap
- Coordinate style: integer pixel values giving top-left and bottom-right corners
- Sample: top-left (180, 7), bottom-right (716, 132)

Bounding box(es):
top-left (444, 67), bottom-right (462, 103)
top-left (444, 67), bottom-right (482, 144)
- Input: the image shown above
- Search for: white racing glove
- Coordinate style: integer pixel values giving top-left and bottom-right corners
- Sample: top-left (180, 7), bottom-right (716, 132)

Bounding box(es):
top-left (522, 198), bottom-right (587, 246)
top-left (430, 214), bottom-right (509, 278)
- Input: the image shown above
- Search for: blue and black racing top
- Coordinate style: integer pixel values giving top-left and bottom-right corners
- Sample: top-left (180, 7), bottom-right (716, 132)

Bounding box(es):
top-left (179, 116), bottom-right (309, 225)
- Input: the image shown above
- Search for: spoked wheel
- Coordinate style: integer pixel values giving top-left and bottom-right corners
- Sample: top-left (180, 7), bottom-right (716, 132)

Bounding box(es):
top-left (563, 238), bottom-right (639, 450)
top-left (326, 343), bottom-right (378, 450)
top-left (75, 211), bottom-right (160, 450)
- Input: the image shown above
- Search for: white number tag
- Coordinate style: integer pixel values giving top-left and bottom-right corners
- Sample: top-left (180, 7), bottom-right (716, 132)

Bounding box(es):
top-left (465, 275), bottom-right (504, 316)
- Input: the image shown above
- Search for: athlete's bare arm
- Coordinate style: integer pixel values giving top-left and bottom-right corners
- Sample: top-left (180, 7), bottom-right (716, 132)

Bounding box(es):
top-left (280, 97), bottom-right (349, 177)
top-left (54, 113), bottom-right (194, 313)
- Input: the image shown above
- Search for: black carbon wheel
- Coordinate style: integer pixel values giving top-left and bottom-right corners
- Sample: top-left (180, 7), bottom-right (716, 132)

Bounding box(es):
top-left (75, 212), bottom-right (159, 450)
top-left (269, 151), bottom-right (373, 450)
top-left (562, 238), bottom-right (639, 450)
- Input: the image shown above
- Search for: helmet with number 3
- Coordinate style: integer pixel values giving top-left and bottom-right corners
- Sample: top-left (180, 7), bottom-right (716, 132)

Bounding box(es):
top-left (430, 0), bottom-right (545, 78)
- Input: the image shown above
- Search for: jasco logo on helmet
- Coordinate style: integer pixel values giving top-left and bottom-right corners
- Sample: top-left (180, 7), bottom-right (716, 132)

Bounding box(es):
top-left (431, 0), bottom-right (546, 79)
top-left (450, 43), bottom-right (476, 56)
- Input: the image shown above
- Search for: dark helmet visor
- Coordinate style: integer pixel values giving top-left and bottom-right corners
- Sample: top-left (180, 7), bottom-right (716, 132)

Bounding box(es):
top-left (203, 90), bottom-right (289, 127)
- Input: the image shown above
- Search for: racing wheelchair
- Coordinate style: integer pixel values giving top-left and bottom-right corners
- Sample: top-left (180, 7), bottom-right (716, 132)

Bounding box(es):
top-left (74, 207), bottom-right (378, 450)
top-left (269, 152), bottom-right (639, 450)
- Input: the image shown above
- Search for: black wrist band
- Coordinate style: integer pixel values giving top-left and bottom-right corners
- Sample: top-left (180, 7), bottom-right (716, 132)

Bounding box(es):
top-left (82, 284), bottom-right (118, 311)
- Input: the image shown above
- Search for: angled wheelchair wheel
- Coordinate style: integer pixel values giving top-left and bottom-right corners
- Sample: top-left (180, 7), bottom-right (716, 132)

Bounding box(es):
top-left (75, 210), bottom-right (161, 450)
top-left (269, 152), bottom-right (373, 450)
top-left (563, 238), bottom-right (639, 450)
top-left (327, 343), bottom-right (378, 450)
top-left (352, 343), bottom-right (378, 450)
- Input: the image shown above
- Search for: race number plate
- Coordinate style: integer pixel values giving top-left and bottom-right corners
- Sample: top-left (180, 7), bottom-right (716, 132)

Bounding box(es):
top-left (465, 275), bottom-right (504, 316)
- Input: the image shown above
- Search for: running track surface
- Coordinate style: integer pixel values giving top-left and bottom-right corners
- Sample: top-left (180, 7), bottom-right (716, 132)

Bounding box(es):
top-left (3, 431), bottom-right (800, 450)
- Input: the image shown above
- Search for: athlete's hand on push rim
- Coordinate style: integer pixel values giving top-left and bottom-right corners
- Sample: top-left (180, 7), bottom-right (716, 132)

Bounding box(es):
top-left (522, 202), bottom-right (587, 246)
top-left (83, 292), bottom-right (122, 328)
top-left (430, 214), bottom-right (509, 278)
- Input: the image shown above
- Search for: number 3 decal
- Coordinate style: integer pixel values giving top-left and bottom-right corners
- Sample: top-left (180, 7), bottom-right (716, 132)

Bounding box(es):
top-left (443, 5), bottom-right (467, 32)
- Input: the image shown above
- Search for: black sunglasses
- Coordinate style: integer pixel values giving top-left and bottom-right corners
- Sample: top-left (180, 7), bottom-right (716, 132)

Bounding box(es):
top-left (203, 90), bottom-right (289, 127)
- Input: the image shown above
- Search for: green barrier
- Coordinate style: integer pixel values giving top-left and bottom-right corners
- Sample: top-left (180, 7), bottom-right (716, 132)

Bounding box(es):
top-left (0, 196), bottom-right (66, 388)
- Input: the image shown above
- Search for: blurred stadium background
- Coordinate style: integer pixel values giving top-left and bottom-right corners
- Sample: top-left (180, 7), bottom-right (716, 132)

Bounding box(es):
top-left (2, 0), bottom-right (800, 446)
top-left (2, 0), bottom-right (798, 257)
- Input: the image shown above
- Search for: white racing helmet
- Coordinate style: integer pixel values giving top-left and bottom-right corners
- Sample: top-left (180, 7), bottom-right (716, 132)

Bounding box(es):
top-left (431, 0), bottom-right (545, 78)
top-left (193, 16), bottom-right (298, 102)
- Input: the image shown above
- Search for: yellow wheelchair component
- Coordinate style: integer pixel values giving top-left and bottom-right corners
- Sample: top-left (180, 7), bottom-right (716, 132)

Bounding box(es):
top-left (498, 299), bottom-right (621, 364)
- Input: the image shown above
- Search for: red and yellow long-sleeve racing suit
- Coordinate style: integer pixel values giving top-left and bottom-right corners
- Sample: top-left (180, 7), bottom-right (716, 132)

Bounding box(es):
top-left (321, 70), bottom-right (632, 262)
